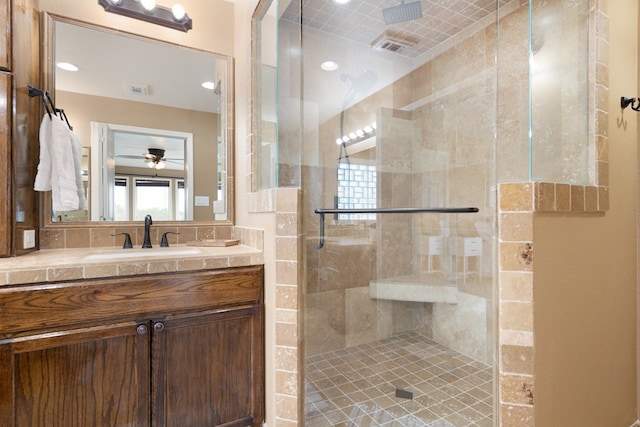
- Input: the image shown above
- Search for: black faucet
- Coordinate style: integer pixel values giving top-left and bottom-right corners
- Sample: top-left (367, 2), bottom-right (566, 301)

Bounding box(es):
top-left (142, 214), bottom-right (153, 248)
top-left (112, 232), bottom-right (133, 249)
top-left (160, 231), bottom-right (180, 247)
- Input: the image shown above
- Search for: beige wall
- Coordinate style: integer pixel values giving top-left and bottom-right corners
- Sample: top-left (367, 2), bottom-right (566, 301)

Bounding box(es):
top-left (533, 1), bottom-right (638, 425)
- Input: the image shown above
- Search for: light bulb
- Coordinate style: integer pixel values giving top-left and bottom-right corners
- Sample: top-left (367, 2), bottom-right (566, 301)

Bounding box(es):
top-left (172, 4), bottom-right (186, 21)
top-left (141, 0), bottom-right (156, 11)
top-left (201, 81), bottom-right (215, 90)
top-left (57, 62), bottom-right (79, 72)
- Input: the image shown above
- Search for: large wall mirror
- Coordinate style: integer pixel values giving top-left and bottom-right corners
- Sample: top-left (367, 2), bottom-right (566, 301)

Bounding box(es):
top-left (41, 13), bottom-right (234, 225)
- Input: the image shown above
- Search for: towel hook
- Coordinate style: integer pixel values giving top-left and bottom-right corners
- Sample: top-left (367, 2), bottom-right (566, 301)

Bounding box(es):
top-left (621, 96), bottom-right (640, 111)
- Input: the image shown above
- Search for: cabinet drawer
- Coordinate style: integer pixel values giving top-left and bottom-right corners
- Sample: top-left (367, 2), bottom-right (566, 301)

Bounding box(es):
top-left (0, 265), bottom-right (264, 337)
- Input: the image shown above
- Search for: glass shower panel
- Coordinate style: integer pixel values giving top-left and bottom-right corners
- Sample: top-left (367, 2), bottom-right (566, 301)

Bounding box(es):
top-left (255, 0), bottom-right (303, 190)
top-left (294, 1), bottom-right (499, 425)
top-left (529, 0), bottom-right (590, 183)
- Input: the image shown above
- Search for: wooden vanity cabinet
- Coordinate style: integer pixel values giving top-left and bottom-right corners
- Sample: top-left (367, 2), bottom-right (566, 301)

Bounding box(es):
top-left (0, 266), bottom-right (265, 427)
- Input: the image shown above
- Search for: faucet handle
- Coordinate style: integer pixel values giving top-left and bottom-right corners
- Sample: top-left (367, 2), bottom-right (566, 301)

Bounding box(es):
top-left (112, 233), bottom-right (133, 249)
top-left (160, 232), bottom-right (180, 247)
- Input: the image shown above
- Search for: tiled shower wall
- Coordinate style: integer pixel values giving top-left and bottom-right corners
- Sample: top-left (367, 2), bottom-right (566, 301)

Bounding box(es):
top-left (306, 0), bottom-right (500, 367)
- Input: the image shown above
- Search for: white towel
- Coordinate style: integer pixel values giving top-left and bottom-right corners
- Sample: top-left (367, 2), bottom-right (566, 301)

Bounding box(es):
top-left (70, 131), bottom-right (88, 210)
top-left (33, 115), bottom-right (52, 191)
top-left (34, 114), bottom-right (80, 211)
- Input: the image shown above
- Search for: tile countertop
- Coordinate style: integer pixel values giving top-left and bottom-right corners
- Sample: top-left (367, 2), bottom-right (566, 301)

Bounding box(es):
top-left (0, 245), bottom-right (264, 287)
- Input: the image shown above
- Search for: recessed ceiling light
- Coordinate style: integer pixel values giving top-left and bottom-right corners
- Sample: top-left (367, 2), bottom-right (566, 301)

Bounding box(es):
top-left (321, 60), bottom-right (339, 71)
top-left (56, 62), bottom-right (79, 72)
top-left (201, 81), bottom-right (215, 90)
top-left (334, 0), bottom-right (351, 4)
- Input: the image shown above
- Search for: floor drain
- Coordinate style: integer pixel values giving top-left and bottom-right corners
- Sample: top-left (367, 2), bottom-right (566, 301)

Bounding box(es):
top-left (395, 388), bottom-right (413, 400)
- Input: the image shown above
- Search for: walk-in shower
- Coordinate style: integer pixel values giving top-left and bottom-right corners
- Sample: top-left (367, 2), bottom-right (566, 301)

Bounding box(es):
top-left (254, 0), bottom-right (592, 424)
top-left (275, 0), bottom-right (504, 425)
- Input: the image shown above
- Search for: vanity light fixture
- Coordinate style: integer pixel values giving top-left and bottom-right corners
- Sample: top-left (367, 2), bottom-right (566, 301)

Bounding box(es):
top-left (98, 0), bottom-right (193, 32)
top-left (336, 121), bottom-right (376, 145)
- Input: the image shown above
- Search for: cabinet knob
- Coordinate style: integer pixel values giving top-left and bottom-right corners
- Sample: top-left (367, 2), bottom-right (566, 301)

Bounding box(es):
top-left (153, 322), bottom-right (165, 332)
top-left (136, 325), bottom-right (148, 335)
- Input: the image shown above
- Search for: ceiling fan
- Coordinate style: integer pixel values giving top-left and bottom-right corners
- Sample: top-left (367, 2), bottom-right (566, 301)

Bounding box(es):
top-left (144, 148), bottom-right (168, 167)
top-left (117, 147), bottom-right (184, 170)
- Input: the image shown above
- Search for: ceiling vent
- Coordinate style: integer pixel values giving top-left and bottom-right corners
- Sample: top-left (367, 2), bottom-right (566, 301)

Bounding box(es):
top-left (371, 31), bottom-right (418, 53)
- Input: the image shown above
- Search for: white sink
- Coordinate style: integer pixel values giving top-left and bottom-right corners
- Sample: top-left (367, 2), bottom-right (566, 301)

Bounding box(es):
top-left (83, 247), bottom-right (203, 261)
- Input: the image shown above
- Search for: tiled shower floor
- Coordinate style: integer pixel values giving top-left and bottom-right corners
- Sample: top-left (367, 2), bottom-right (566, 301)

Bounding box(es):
top-left (304, 332), bottom-right (494, 427)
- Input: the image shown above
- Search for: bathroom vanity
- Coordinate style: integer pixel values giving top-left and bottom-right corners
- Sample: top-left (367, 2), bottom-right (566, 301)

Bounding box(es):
top-left (0, 262), bottom-right (264, 427)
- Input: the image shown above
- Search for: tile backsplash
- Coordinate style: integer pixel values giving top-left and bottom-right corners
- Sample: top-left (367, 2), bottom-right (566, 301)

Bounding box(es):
top-left (40, 225), bottom-right (264, 251)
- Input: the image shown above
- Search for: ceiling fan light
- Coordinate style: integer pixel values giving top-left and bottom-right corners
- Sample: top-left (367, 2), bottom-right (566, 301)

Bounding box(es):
top-left (155, 161), bottom-right (166, 169)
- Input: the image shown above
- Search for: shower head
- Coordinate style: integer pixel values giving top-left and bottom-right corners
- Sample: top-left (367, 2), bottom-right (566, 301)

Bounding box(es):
top-left (382, 0), bottom-right (423, 25)
top-left (340, 70), bottom-right (378, 107)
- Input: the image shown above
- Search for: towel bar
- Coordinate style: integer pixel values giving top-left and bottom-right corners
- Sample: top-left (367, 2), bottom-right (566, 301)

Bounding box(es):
top-left (313, 207), bottom-right (479, 249)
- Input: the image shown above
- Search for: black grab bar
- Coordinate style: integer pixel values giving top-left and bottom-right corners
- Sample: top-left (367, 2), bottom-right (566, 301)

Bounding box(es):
top-left (313, 207), bottom-right (479, 249)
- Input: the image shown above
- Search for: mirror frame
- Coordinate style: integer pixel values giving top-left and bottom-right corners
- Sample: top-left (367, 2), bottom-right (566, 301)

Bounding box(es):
top-left (39, 12), bottom-right (235, 229)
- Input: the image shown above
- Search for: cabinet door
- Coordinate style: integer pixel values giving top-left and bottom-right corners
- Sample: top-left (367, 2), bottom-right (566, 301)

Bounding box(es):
top-left (152, 306), bottom-right (264, 427)
top-left (0, 321), bottom-right (151, 427)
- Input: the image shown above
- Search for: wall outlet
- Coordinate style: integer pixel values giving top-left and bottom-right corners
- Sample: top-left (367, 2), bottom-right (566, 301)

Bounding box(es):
top-left (23, 230), bottom-right (36, 249)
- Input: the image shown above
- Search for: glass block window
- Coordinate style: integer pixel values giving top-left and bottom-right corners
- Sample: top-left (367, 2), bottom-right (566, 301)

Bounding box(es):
top-left (337, 162), bottom-right (376, 220)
